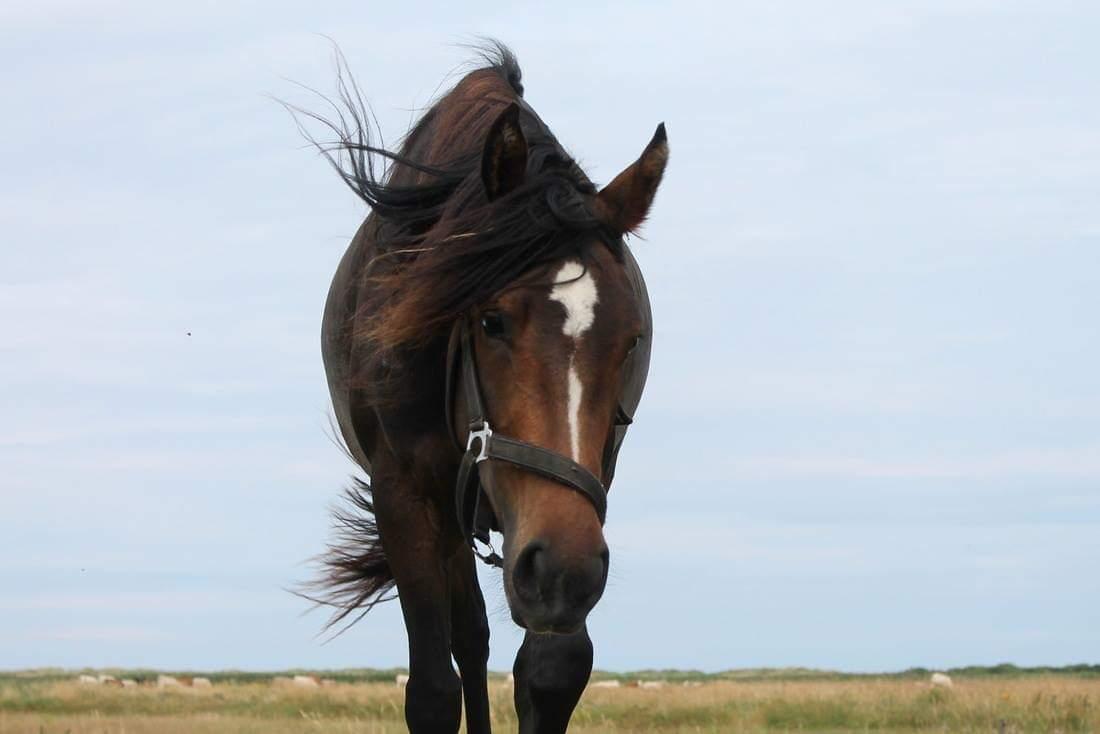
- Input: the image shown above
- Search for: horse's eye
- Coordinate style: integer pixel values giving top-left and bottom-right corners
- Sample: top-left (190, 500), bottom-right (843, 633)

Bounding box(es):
top-left (480, 312), bottom-right (506, 339)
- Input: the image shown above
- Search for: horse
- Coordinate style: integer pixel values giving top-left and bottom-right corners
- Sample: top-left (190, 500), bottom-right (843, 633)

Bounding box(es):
top-left (299, 42), bottom-right (667, 733)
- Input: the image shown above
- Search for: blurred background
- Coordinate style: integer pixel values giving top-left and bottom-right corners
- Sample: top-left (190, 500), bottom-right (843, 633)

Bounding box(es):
top-left (1, 1), bottom-right (1097, 673)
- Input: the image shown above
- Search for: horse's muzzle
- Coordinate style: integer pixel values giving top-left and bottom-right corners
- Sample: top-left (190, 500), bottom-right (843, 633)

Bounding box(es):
top-left (508, 539), bottom-right (609, 633)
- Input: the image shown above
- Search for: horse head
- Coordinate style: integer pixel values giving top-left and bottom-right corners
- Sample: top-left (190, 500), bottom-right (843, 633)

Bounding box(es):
top-left (452, 106), bottom-right (668, 633)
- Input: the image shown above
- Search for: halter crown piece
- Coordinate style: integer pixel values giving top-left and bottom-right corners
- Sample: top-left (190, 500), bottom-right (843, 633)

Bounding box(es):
top-left (447, 317), bottom-right (613, 568)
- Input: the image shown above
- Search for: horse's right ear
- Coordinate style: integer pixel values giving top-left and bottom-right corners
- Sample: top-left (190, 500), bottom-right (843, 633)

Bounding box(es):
top-left (481, 103), bottom-right (527, 200)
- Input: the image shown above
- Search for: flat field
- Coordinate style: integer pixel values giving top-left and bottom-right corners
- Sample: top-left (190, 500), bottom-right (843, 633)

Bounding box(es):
top-left (1, 669), bottom-right (1097, 733)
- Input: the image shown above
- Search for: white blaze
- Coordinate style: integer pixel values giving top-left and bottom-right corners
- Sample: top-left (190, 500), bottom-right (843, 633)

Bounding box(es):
top-left (548, 260), bottom-right (599, 461)
top-left (565, 368), bottom-right (584, 460)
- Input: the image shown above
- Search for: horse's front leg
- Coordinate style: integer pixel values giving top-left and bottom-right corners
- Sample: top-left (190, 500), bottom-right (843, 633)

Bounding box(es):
top-left (449, 549), bottom-right (492, 734)
top-left (513, 625), bottom-right (593, 734)
top-left (376, 485), bottom-right (463, 734)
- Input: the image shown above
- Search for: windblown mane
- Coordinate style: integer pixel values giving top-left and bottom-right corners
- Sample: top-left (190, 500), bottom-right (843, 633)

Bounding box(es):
top-left (294, 41), bottom-right (619, 404)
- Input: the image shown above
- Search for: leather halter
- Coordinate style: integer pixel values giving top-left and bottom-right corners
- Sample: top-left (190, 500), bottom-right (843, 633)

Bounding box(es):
top-left (446, 317), bottom-right (612, 568)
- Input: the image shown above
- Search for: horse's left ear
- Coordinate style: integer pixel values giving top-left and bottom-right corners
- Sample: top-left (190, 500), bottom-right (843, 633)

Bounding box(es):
top-left (481, 103), bottom-right (528, 200)
top-left (595, 123), bottom-right (669, 234)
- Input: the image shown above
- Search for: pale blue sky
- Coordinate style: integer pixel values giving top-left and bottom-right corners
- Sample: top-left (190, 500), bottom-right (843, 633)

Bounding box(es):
top-left (1, 1), bottom-right (1097, 673)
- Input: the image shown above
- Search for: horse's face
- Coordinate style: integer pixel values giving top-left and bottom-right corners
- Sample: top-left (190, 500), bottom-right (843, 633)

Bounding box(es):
top-left (471, 244), bottom-right (642, 632)
top-left (458, 107), bottom-right (667, 633)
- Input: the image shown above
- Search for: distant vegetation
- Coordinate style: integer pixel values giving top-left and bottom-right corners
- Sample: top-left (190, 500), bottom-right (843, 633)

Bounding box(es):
top-left (3, 662), bottom-right (1098, 685)
top-left (594, 663), bottom-right (1100, 682)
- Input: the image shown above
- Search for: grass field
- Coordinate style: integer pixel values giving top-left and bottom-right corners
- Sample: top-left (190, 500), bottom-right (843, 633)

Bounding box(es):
top-left (1, 668), bottom-right (1097, 733)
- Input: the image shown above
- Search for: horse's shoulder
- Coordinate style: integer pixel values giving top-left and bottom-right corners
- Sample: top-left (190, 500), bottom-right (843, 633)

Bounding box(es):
top-left (322, 217), bottom-right (380, 473)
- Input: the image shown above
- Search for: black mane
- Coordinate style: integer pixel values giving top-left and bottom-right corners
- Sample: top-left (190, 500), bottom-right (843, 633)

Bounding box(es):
top-left (290, 41), bottom-right (618, 374)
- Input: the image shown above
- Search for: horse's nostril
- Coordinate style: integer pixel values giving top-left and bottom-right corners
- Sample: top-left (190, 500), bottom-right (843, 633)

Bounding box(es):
top-left (565, 551), bottom-right (608, 607)
top-left (512, 541), bottom-right (546, 603)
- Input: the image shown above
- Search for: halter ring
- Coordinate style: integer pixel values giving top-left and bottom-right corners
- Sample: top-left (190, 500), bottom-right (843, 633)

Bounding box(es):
top-left (466, 422), bottom-right (493, 463)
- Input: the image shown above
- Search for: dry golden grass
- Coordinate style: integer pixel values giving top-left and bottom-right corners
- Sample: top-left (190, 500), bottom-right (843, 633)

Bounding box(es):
top-left (1, 676), bottom-right (1097, 732)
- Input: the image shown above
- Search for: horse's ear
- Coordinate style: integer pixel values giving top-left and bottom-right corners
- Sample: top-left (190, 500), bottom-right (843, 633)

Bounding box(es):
top-left (595, 123), bottom-right (668, 234)
top-left (481, 103), bottom-right (528, 200)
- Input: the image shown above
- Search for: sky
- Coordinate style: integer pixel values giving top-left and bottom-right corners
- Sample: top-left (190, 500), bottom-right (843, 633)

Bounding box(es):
top-left (1, 1), bottom-right (1097, 674)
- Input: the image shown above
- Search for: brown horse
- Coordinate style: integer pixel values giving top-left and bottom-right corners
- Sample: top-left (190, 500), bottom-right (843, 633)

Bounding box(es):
top-left (300, 43), bottom-right (667, 733)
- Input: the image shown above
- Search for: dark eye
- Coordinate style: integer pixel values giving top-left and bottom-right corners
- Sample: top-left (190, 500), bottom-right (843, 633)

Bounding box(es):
top-left (480, 311), bottom-right (507, 339)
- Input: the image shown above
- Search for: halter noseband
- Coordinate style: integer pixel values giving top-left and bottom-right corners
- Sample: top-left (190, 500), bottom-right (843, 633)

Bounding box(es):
top-left (447, 317), bottom-right (609, 568)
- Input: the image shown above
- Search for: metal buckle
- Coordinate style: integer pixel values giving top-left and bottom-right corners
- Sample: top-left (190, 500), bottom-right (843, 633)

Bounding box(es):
top-left (472, 534), bottom-right (503, 568)
top-left (466, 422), bottom-right (493, 463)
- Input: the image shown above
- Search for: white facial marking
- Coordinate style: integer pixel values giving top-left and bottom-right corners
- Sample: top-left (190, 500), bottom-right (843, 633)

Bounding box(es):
top-left (548, 260), bottom-right (599, 461)
top-left (564, 367), bottom-right (584, 461)
top-left (551, 261), bottom-right (599, 338)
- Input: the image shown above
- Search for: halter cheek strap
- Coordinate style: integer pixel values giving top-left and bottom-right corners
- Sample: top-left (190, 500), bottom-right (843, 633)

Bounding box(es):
top-left (448, 318), bottom-right (609, 567)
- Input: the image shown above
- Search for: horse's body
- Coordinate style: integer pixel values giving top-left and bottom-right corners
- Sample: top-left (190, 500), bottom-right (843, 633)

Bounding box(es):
top-left (308, 45), bottom-right (666, 733)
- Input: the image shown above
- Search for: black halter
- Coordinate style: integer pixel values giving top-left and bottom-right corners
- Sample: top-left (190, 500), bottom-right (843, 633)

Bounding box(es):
top-left (446, 317), bottom-right (611, 568)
